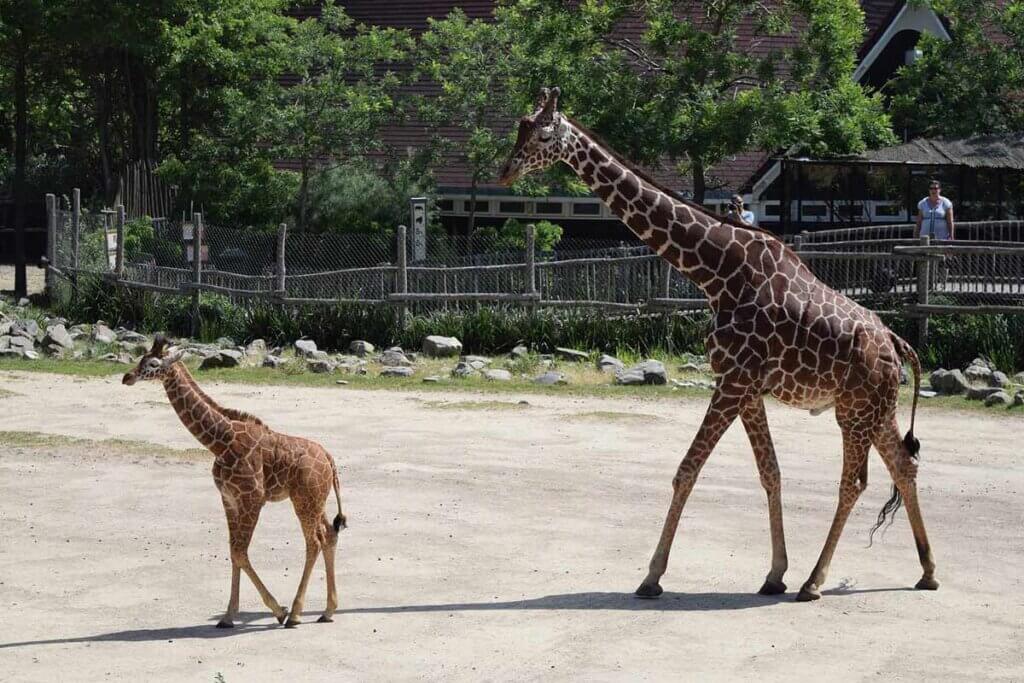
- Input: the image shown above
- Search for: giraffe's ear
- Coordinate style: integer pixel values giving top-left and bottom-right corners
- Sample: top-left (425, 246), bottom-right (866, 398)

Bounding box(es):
top-left (151, 334), bottom-right (169, 357)
top-left (538, 86), bottom-right (560, 122)
top-left (161, 348), bottom-right (185, 367)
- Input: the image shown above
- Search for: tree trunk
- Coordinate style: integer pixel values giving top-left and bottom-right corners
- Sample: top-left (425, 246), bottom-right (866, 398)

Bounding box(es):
top-left (691, 159), bottom-right (707, 206)
top-left (297, 163), bottom-right (309, 232)
top-left (467, 178), bottom-right (478, 249)
top-left (12, 49), bottom-right (28, 299)
top-left (95, 72), bottom-right (116, 204)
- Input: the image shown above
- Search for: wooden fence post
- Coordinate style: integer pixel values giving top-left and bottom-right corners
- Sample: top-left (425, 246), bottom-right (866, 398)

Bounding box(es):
top-left (396, 224), bottom-right (407, 327)
top-left (916, 234), bottom-right (930, 345)
top-left (276, 222), bottom-right (287, 295)
top-left (662, 260), bottom-right (674, 354)
top-left (191, 212), bottom-right (203, 338)
top-left (115, 205), bottom-right (126, 279)
top-left (45, 193), bottom-right (56, 294)
top-left (71, 188), bottom-right (80, 287)
top-left (793, 234), bottom-right (803, 253)
top-left (525, 223), bottom-right (536, 312)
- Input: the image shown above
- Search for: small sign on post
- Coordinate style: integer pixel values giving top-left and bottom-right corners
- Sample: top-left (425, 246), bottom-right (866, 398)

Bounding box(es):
top-left (410, 197), bottom-right (428, 262)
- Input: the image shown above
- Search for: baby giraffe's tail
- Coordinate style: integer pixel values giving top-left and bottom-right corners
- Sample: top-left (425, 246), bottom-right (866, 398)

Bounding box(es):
top-left (330, 458), bottom-right (347, 532)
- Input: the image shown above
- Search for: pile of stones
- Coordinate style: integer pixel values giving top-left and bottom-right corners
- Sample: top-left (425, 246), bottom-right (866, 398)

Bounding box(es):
top-left (929, 358), bottom-right (1024, 408)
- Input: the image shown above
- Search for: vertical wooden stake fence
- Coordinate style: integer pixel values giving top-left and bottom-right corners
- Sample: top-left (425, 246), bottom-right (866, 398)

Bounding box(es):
top-left (190, 212), bottom-right (203, 338)
top-left (396, 224), bottom-right (408, 328)
top-left (276, 222), bottom-right (288, 295)
top-left (525, 223), bottom-right (537, 313)
top-left (916, 234), bottom-right (930, 345)
top-left (71, 188), bottom-right (80, 289)
top-left (662, 260), bottom-right (674, 355)
top-left (115, 205), bottom-right (126, 280)
top-left (44, 193), bottom-right (56, 295)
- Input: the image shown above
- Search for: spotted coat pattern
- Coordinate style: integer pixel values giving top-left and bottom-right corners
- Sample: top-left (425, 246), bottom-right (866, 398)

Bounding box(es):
top-left (498, 88), bottom-right (938, 600)
top-left (122, 338), bottom-right (345, 627)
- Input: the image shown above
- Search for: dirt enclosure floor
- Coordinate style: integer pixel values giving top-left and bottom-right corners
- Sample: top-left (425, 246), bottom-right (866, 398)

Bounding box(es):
top-left (0, 371), bottom-right (1022, 681)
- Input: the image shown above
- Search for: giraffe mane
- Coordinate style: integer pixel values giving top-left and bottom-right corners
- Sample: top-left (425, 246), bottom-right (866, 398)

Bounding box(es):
top-left (563, 115), bottom-right (779, 240)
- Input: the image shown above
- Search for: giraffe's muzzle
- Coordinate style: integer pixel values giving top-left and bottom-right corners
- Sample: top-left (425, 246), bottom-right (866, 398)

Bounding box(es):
top-left (122, 371), bottom-right (138, 386)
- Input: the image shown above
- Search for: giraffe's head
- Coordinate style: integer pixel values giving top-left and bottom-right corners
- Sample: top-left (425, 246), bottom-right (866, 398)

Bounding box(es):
top-left (122, 334), bottom-right (184, 386)
top-left (497, 87), bottom-right (569, 186)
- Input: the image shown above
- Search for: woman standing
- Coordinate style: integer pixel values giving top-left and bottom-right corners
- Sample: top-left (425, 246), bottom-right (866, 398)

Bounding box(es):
top-left (916, 180), bottom-right (955, 240)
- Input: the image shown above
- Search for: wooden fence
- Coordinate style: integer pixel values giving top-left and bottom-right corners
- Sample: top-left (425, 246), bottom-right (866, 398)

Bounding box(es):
top-left (44, 195), bottom-right (1024, 344)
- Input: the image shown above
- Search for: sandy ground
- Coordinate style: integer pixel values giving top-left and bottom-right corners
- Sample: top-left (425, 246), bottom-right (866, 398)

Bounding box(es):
top-left (0, 264), bottom-right (46, 296)
top-left (0, 371), bottom-right (1021, 682)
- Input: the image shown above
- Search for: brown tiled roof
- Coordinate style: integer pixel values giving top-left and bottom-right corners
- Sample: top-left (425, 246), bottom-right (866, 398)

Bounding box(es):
top-left (282, 1), bottom-right (902, 196)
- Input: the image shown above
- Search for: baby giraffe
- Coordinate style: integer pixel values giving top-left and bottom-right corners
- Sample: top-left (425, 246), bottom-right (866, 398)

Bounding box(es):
top-left (122, 335), bottom-right (346, 628)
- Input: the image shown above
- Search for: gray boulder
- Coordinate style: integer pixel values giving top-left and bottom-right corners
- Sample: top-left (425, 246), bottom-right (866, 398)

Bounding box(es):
top-left (262, 355), bottom-right (286, 369)
top-left (0, 321), bottom-right (10, 336)
top-left (533, 371), bottom-right (566, 386)
top-left (615, 360), bottom-right (668, 386)
top-left (199, 349), bottom-right (243, 370)
top-left (984, 391), bottom-right (1011, 407)
top-left (1013, 372), bottom-right (1024, 386)
top-left (509, 345), bottom-right (529, 359)
top-left (990, 371), bottom-right (1009, 388)
top-left (245, 339), bottom-right (267, 356)
top-left (380, 349), bottom-right (412, 367)
top-left (93, 323), bottom-right (116, 344)
top-left (43, 324), bottom-right (74, 350)
top-left (422, 375), bottom-right (442, 383)
top-left (966, 385), bottom-right (1001, 401)
top-left (0, 336), bottom-right (9, 351)
top-left (12, 319), bottom-right (39, 340)
top-left (554, 347), bottom-right (589, 362)
top-left (9, 335), bottom-right (34, 352)
top-left (214, 336), bottom-right (236, 349)
top-left (964, 363), bottom-right (992, 384)
top-left (900, 366), bottom-right (910, 385)
top-left (1013, 390), bottom-right (1024, 407)
top-left (929, 368), bottom-right (948, 392)
top-left (309, 349), bottom-right (332, 362)
top-left (451, 361), bottom-right (477, 378)
top-left (463, 355), bottom-right (490, 370)
top-left (349, 340), bottom-right (375, 357)
top-left (939, 369), bottom-right (969, 395)
top-left (422, 335), bottom-right (462, 357)
top-left (307, 359), bottom-right (335, 374)
top-left (116, 328), bottom-right (148, 344)
top-left (380, 366), bottom-right (414, 378)
top-left (597, 354), bottom-right (624, 373)
top-left (294, 338), bottom-right (318, 358)
top-left (483, 368), bottom-right (512, 382)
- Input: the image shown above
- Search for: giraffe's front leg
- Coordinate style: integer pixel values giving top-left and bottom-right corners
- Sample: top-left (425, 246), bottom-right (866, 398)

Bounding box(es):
top-left (636, 385), bottom-right (746, 598)
top-left (740, 399), bottom-right (789, 595)
top-left (225, 500), bottom-right (289, 624)
top-left (216, 565), bottom-right (241, 628)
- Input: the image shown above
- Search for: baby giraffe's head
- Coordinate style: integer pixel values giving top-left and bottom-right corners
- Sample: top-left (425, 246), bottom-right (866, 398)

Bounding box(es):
top-left (122, 334), bottom-right (184, 386)
top-left (497, 86), bottom-right (569, 186)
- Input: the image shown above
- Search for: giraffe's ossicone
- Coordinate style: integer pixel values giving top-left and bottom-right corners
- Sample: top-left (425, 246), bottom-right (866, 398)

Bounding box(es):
top-left (499, 87), bottom-right (937, 601)
top-left (123, 335), bottom-right (347, 627)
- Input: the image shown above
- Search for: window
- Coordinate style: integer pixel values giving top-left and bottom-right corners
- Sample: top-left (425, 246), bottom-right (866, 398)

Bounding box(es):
top-left (535, 201), bottom-right (563, 214)
top-left (498, 201), bottom-right (526, 214)
top-left (763, 204), bottom-right (781, 216)
top-left (463, 200), bottom-right (489, 213)
top-left (438, 200), bottom-right (454, 212)
top-left (835, 204), bottom-right (864, 218)
top-left (572, 202), bottom-right (601, 216)
top-left (801, 204), bottom-right (827, 217)
top-left (875, 204), bottom-right (902, 217)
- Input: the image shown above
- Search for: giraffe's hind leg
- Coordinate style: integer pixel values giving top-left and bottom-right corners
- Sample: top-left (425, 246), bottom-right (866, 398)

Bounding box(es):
top-left (318, 513), bottom-right (339, 623)
top-left (284, 499), bottom-right (327, 628)
top-left (740, 399), bottom-right (788, 595)
top-left (872, 418), bottom-right (938, 590)
top-left (797, 419), bottom-right (872, 601)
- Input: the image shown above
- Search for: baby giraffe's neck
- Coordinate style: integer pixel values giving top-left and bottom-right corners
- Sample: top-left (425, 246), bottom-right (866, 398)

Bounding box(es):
top-left (162, 364), bottom-right (234, 456)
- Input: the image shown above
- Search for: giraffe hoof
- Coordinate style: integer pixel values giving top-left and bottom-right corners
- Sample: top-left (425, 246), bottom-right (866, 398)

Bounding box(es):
top-left (275, 613), bottom-right (288, 625)
top-left (915, 576), bottom-right (939, 591)
top-left (635, 582), bottom-right (663, 599)
top-left (284, 618), bottom-right (301, 628)
top-left (215, 619), bottom-right (234, 629)
top-left (795, 585), bottom-right (821, 602)
top-left (758, 579), bottom-right (787, 595)
top-left (317, 615), bottom-right (334, 623)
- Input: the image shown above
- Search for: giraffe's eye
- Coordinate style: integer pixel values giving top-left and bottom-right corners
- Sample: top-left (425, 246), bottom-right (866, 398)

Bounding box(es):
top-left (147, 358), bottom-right (161, 369)
top-left (538, 126), bottom-right (553, 141)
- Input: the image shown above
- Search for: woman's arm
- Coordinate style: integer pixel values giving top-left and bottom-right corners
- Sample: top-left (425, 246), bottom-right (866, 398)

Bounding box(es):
top-left (916, 206), bottom-right (924, 236)
top-left (946, 204), bottom-right (955, 240)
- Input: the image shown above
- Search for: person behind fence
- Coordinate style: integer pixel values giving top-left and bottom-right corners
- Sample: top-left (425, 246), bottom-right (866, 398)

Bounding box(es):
top-left (726, 194), bottom-right (756, 227)
top-left (916, 180), bottom-right (955, 240)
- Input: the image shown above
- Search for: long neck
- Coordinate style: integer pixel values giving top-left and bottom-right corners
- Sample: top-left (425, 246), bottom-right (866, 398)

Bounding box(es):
top-left (558, 120), bottom-right (741, 292)
top-left (162, 364), bottom-right (234, 456)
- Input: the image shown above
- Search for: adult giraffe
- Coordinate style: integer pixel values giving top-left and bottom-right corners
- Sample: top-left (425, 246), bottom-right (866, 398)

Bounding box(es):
top-left (498, 88), bottom-right (937, 601)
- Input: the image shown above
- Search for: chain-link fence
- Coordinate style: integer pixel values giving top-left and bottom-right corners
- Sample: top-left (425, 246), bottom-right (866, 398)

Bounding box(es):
top-left (44, 191), bottom-right (1024, 344)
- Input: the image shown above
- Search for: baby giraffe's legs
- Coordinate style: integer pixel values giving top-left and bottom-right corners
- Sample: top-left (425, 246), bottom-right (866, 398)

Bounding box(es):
top-left (217, 565), bottom-right (241, 628)
top-left (284, 503), bottom-right (325, 628)
top-left (224, 503), bottom-right (288, 625)
top-left (318, 514), bottom-right (339, 623)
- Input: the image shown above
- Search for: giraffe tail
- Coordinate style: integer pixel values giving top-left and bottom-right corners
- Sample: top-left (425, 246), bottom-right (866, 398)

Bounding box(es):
top-left (330, 457), bottom-right (347, 532)
top-left (869, 332), bottom-right (922, 546)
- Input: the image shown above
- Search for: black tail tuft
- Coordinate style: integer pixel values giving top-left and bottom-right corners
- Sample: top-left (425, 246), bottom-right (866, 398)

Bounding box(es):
top-left (903, 431), bottom-right (920, 459)
top-left (869, 430), bottom-right (919, 547)
top-left (333, 513), bottom-right (347, 532)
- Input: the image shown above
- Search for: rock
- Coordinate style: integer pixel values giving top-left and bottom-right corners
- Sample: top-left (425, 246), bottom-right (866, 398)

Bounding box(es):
top-left (116, 328), bottom-right (148, 344)
top-left (12, 319), bottom-right (39, 340)
top-left (0, 336), bottom-right (9, 351)
top-left (596, 354), bottom-right (624, 373)
top-left (970, 357), bottom-right (993, 370)
top-left (964, 363), bottom-right (992, 384)
top-left (43, 324), bottom-right (74, 350)
top-left (335, 357), bottom-right (367, 374)
top-left (68, 324), bottom-right (90, 340)
top-left (483, 369), bottom-right (512, 382)
top-left (509, 345), bottom-right (529, 359)
top-left (349, 340), bottom-right (375, 357)
top-left (678, 362), bottom-right (703, 373)
top-left (422, 375), bottom-right (442, 383)
top-left (939, 369), bottom-right (969, 395)
top-left (928, 369), bottom-right (948, 392)
top-left (966, 385), bottom-right (1001, 401)
top-left (533, 371), bottom-right (566, 386)
top-left (17, 297), bottom-right (29, 307)
top-left (554, 347), bottom-right (589, 362)
top-left (462, 355), bottom-right (490, 370)
top-left (0, 321), bottom-right (10, 336)
top-left (335, 380), bottom-right (349, 386)
top-left (262, 355), bottom-right (285, 369)
top-left (984, 391), bottom-right (1011, 407)
top-left (309, 349), bottom-right (332, 362)
top-left (671, 378), bottom-right (715, 390)
top-left (245, 339), bottom-right (267, 356)
top-left (9, 335), bottom-right (34, 352)
top-left (899, 366), bottom-right (909, 385)
top-left (93, 323), bottom-right (116, 344)
top-left (380, 349), bottom-right (412, 367)
top-left (422, 335), bottom-right (462, 358)
top-left (451, 362), bottom-right (476, 378)
top-left (0, 348), bottom-right (24, 358)
top-left (380, 366), bottom-right (414, 378)
top-left (917, 389), bottom-right (938, 398)
top-left (990, 371), bottom-right (1009, 388)
top-left (215, 336), bottom-right (236, 349)
top-left (294, 339), bottom-right (318, 358)
top-left (1013, 372), bottom-right (1024, 386)
top-left (199, 349), bottom-right (243, 370)
top-left (615, 360), bottom-right (668, 386)
top-left (99, 352), bottom-right (133, 365)
top-left (1013, 391), bottom-right (1024, 407)
top-left (307, 359), bottom-right (335, 374)
top-left (23, 349), bottom-right (39, 360)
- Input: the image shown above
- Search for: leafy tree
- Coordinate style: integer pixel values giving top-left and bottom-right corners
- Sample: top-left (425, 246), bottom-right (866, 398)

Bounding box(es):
top-left (498, 0), bottom-right (896, 203)
top-left (478, 218), bottom-right (564, 253)
top-left (887, 0), bottom-right (1024, 138)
